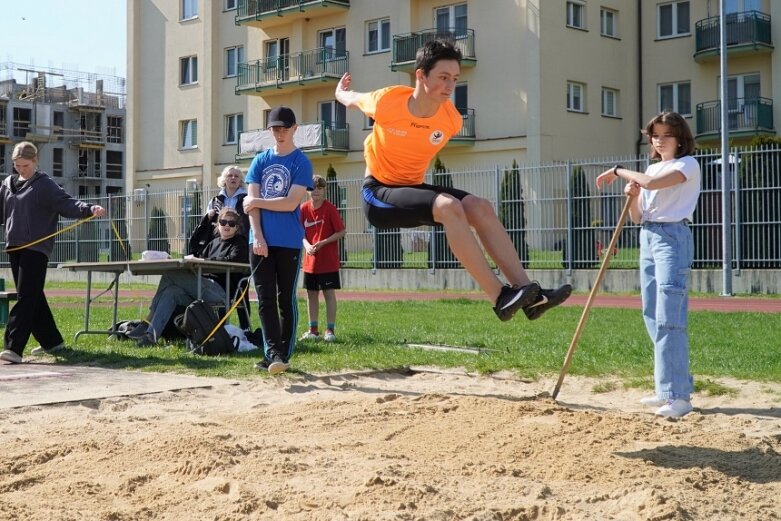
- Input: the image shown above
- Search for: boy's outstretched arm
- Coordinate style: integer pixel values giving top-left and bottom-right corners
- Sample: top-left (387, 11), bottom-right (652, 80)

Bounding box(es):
top-left (335, 72), bottom-right (367, 108)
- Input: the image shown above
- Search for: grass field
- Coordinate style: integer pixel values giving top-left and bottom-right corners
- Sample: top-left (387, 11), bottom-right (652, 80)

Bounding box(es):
top-left (25, 297), bottom-right (780, 395)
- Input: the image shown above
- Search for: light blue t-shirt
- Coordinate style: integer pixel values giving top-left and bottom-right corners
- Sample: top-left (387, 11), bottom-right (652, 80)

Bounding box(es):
top-left (245, 148), bottom-right (313, 249)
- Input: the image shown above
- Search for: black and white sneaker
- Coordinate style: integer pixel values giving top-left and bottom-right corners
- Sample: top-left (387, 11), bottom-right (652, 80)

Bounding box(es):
top-left (493, 282), bottom-right (541, 322)
top-left (267, 353), bottom-right (290, 375)
top-left (523, 284), bottom-right (573, 320)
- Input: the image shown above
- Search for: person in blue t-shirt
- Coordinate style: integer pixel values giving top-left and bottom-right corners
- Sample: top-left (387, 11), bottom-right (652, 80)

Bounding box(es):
top-left (243, 106), bottom-right (313, 375)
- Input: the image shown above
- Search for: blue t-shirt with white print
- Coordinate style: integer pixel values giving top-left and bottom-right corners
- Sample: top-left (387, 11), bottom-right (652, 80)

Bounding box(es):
top-left (245, 148), bottom-right (313, 249)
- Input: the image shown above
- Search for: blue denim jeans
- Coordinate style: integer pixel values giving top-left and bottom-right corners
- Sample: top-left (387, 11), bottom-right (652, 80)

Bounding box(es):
top-left (639, 222), bottom-right (694, 401)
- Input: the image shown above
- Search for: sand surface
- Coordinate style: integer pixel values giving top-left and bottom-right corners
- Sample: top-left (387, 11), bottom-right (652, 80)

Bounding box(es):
top-left (1, 368), bottom-right (780, 520)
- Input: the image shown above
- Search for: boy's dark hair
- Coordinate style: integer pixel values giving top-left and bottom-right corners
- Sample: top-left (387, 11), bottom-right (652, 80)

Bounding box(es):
top-left (644, 111), bottom-right (696, 159)
top-left (415, 39), bottom-right (462, 76)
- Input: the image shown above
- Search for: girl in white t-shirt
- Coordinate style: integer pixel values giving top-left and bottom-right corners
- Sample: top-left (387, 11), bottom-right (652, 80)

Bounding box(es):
top-left (596, 112), bottom-right (701, 418)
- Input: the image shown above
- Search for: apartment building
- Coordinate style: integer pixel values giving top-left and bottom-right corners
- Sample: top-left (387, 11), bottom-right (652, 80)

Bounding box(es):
top-left (0, 63), bottom-right (126, 198)
top-left (127, 0), bottom-right (780, 191)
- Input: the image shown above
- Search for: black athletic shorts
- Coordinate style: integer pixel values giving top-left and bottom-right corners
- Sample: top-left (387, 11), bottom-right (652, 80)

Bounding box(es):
top-left (302, 271), bottom-right (341, 291)
top-left (361, 176), bottom-right (471, 229)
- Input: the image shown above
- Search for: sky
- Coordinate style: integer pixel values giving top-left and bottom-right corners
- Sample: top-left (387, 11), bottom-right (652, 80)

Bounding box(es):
top-left (1, 0), bottom-right (127, 78)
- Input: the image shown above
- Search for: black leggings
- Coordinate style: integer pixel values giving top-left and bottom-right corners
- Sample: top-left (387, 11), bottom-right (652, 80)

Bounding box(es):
top-left (250, 246), bottom-right (301, 361)
top-left (361, 176), bottom-right (470, 229)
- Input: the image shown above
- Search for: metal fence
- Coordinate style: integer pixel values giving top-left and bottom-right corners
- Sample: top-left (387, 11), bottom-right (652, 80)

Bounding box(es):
top-left (3, 144), bottom-right (780, 272)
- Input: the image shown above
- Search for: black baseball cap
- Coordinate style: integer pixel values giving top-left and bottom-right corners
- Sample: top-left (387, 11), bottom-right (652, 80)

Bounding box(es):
top-left (267, 106), bottom-right (296, 128)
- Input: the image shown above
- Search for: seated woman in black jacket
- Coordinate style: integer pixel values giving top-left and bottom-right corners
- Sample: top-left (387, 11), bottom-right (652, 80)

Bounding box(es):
top-left (130, 207), bottom-right (249, 347)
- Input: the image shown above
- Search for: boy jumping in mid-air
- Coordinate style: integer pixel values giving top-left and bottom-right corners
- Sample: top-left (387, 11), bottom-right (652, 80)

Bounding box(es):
top-left (335, 39), bottom-right (571, 321)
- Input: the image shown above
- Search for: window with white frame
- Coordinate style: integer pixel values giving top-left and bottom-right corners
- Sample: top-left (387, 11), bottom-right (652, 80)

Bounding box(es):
top-left (567, 82), bottom-right (586, 112)
top-left (435, 3), bottom-right (467, 36)
top-left (225, 113), bottom-right (243, 144)
top-left (180, 56), bottom-right (198, 85)
top-left (225, 0), bottom-right (237, 10)
top-left (181, 0), bottom-right (198, 20)
top-left (658, 1), bottom-right (690, 38)
top-left (600, 8), bottom-right (617, 37)
top-left (319, 28), bottom-right (347, 61)
top-left (366, 18), bottom-right (391, 53)
top-left (452, 83), bottom-right (468, 116)
top-left (364, 115), bottom-right (375, 130)
top-left (602, 88), bottom-right (619, 117)
top-left (658, 82), bottom-right (691, 115)
top-left (319, 100), bottom-right (347, 128)
top-left (566, 1), bottom-right (585, 29)
top-left (180, 119), bottom-right (198, 149)
top-left (225, 46), bottom-right (244, 77)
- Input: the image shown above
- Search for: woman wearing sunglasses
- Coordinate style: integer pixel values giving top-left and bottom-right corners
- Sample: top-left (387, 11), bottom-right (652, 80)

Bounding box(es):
top-left (128, 207), bottom-right (248, 347)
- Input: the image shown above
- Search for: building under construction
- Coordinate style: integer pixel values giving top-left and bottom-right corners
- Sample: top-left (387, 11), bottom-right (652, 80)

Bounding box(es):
top-left (0, 62), bottom-right (126, 198)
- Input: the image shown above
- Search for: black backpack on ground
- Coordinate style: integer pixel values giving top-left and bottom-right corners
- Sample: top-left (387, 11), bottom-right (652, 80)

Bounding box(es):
top-left (174, 300), bottom-right (237, 356)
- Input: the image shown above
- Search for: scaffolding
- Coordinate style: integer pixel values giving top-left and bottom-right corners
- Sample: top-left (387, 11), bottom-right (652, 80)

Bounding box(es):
top-left (0, 62), bottom-right (126, 109)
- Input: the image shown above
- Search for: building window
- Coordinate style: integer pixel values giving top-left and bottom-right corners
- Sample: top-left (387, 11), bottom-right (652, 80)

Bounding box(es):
top-left (319, 27), bottom-right (347, 61)
top-left (364, 115), bottom-right (375, 130)
top-left (107, 116), bottom-right (123, 144)
top-left (180, 119), bottom-right (198, 149)
top-left (600, 8), bottom-right (617, 37)
top-left (567, 82), bottom-right (586, 112)
top-left (658, 1), bottom-right (689, 38)
top-left (180, 56), bottom-right (198, 85)
top-left (453, 83), bottom-right (468, 116)
top-left (0, 106), bottom-right (6, 136)
top-left (366, 18), bottom-right (391, 53)
top-left (52, 111), bottom-right (64, 139)
top-left (225, 113), bottom-right (243, 144)
top-left (225, 46), bottom-right (244, 78)
top-left (566, 1), bottom-right (585, 30)
top-left (602, 88), bottom-right (619, 117)
top-left (52, 148), bottom-right (63, 177)
top-left (659, 82), bottom-right (691, 116)
top-left (181, 0), bottom-right (198, 20)
top-left (12, 107), bottom-right (31, 138)
top-left (435, 3), bottom-right (467, 37)
top-left (224, 0), bottom-right (237, 10)
top-left (106, 150), bottom-right (123, 179)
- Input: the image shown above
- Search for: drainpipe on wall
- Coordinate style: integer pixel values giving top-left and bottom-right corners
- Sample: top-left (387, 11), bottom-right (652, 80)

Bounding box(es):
top-left (635, 0), bottom-right (644, 157)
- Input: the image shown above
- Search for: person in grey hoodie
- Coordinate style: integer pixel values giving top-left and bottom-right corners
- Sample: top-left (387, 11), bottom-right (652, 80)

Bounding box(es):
top-left (0, 141), bottom-right (106, 364)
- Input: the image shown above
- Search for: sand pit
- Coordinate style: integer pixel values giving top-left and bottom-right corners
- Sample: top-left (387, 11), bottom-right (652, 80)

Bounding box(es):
top-left (1, 368), bottom-right (780, 520)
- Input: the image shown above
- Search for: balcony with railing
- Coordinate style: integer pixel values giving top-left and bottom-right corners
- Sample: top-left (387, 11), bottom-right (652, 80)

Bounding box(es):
top-left (237, 121), bottom-right (349, 160)
top-left (236, 48), bottom-right (348, 95)
top-left (696, 97), bottom-right (775, 140)
top-left (694, 11), bottom-right (773, 62)
top-left (448, 108), bottom-right (476, 145)
top-left (391, 28), bottom-right (476, 72)
top-left (236, 0), bottom-right (350, 29)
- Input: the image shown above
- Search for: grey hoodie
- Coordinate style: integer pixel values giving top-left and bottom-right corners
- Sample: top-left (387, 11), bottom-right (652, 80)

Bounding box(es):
top-left (0, 171), bottom-right (95, 257)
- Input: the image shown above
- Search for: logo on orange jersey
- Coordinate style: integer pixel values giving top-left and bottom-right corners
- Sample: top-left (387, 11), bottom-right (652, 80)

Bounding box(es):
top-left (429, 130), bottom-right (444, 145)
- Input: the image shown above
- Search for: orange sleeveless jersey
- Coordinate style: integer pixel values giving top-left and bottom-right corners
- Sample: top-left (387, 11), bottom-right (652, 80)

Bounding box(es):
top-left (356, 86), bottom-right (463, 185)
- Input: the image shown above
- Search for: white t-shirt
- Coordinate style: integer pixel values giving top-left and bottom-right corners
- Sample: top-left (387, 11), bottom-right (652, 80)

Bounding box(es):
top-left (641, 155), bottom-right (701, 223)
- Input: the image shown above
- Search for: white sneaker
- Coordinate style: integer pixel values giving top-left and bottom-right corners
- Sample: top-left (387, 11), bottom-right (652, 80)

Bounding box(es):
top-left (640, 396), bottom-right (666, 407)
top-left (0, 350), bottom-right (23, 364)
top-left (323, 330), bottom-right (336, 342)
top-left (299, 331), bottom-right (319, 341)
top-left (30, 343), bottom-right (66, 356)
top-left (655, 399), bottom-right (693, 418)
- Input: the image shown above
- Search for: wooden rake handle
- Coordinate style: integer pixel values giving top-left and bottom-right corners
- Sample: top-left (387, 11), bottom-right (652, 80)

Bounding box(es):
top-left (551, 196), bottom-right (633, 400)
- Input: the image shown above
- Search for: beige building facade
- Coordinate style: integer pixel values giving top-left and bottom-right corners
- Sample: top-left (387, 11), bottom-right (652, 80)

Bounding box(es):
top-left (127, 0), bottom-right (780, 191)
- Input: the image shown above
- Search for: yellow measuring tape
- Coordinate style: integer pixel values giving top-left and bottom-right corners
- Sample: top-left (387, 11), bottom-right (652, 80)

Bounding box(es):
top-left (5, 214), bottom-right (128, 254)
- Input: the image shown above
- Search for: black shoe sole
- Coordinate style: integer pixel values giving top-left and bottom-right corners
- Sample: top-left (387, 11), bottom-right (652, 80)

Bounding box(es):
top-left (524, 284), bottom-right (573, 320)
top-left (495, 283), bottom-right (541, 322)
